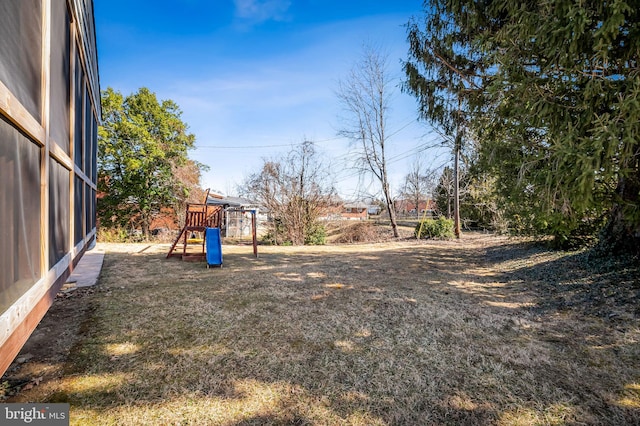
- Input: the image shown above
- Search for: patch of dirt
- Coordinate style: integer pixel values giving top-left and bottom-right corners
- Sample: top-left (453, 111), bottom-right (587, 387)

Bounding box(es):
top-left (1, 286), bottom-right (95, 400)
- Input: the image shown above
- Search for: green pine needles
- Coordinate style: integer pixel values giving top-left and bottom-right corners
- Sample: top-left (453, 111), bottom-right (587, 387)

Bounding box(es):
top-left (405, 0), bottom-right (640, 252)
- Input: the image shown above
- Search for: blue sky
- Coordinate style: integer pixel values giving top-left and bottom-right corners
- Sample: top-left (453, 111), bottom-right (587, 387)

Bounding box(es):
top-left (95, 0), bottom-right (447, 199)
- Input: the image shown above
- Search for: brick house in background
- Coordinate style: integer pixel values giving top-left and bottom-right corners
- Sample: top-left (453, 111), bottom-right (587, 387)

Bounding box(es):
top-left (395, 199), bottom-right (437, 217)
top-left (0, 0), bottom-right (100, 375)
top-left (342, 201), bottom-right (369, 220)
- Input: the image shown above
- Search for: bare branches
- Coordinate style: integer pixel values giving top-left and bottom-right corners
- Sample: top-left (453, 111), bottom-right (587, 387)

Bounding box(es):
top-left (337, 45), bottom-right (399, 237)
top-left (241, 141), bottom-right (334, 245)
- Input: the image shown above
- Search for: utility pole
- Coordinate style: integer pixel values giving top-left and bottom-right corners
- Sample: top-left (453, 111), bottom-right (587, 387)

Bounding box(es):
top-left (453, 107), bottom-right (462, 239)
top-left (453, 137), bottom-right (461, 238)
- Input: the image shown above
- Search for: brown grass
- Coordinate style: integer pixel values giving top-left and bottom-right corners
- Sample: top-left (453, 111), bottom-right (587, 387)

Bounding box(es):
top-left (3, 233), bottom-right (639, 425)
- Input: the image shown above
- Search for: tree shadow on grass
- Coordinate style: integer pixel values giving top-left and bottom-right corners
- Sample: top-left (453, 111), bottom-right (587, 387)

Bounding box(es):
top-left (5, 241), bottom-right (640, 424)
top-left (482, 242), bottom-right (640, 320)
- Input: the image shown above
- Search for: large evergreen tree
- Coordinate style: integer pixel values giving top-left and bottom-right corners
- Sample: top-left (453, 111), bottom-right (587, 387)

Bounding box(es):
top-left (98, 87), bottom-right (198, 237)
top-left (405, 0), bottom-right (640, 252)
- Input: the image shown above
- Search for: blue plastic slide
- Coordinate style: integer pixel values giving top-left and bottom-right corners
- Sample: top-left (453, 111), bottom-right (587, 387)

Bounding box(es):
top-left (205, 227), bottom-right (223, 268)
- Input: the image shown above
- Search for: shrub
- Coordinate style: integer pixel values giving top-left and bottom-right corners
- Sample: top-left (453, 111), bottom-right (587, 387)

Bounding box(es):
top-left (261, 221), bottom-right (326, 245)
top-left (260, 230), bottom-right (291, 246)
top-left (97, 227), bottom-right (130, 243)
top-left (305, 222), bottom-right (326, 245)
top-left (415, 217), bottom-right (455, 240)
top-left (260, 219), bottom-right (288, 245)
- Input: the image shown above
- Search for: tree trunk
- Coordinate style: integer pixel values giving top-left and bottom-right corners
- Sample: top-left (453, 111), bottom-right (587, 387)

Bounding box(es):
top-left (453, 136), bottom-right (462, 239)
top-left (598, 158), bottom-right (640, 254)
top-left (141, 218), bottom-right (150, 240)
top-left (386, 201), bottom-right (399, 238)
top-left (383, 180), bottom-right (399, 238)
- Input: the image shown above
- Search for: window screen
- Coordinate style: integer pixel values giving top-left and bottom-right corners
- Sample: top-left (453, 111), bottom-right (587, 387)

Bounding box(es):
top-left (49, 0), bottom-right (71, 153)
top-left (48, 159), bottom-right (70, 268)
top-left (84, 88), bottom-right (93, 176)
top-left (0, 0), bottom-right (42, 122)
top-left (90, 188), bottom-right (97, 231)
top-left (91, 114), bottom-right (98, 183)
top-left (74, 52), bottom-right (84, 168)
top-left (0, 115), bottom-right (41, 315)
top-left (85, 184), bottom-right (92, 235)
top-left (74, 175), bottom-right (84, 245)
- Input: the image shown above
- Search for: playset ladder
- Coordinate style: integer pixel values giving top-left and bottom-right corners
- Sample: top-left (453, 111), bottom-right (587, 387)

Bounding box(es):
top-left (166, 202), bottom-right (223, 260)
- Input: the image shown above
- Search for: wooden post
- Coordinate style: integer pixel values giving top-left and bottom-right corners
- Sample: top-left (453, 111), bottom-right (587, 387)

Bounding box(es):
top-left (251, 210), bottom-right (258, 258)
top-left (41, 0), bottom-right (52, 274)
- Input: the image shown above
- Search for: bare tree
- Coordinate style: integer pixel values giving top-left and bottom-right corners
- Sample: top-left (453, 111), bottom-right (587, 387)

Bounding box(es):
top-left (399, 153), bottom-right (437, 218)
top-left (241, 141), bottom-right (334, 245)
top-left (337, 45), bottom-right (399, 237)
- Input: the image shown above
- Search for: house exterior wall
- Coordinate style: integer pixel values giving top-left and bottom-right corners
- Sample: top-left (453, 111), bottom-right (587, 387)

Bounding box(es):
top-left (395, 199), bottom-right (436, 216)
top-left (341, 208), bottom-right (368, 220)
top-left (0, 0), bottom-right (100, 376)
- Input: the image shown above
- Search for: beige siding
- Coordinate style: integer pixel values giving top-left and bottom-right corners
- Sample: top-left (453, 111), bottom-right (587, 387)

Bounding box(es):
top-left (0, 0), bottom-right (100, 376)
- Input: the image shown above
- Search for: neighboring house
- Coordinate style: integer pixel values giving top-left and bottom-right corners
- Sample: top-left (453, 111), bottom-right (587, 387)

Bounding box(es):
top-left (0, 0), bottom-right (100, 375)
top-left (317, 195), bottom-right (345, 221)
top-left (342, 202), bottom-right (369, 220)
top-left (368, 205), bottom-right (382, 216)
top-left (206, 193), bottom-right (260, 238)
top-left (149, 206), bottom-right (179, 234)
top-left (395, 199), bottom-right (437, 217)
top-left (147, 192), bottom-right (261, 238)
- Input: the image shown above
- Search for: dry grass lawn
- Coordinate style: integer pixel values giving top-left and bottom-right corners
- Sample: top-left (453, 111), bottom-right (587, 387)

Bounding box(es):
top-left (3, 233), bottom-right (640, 425)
